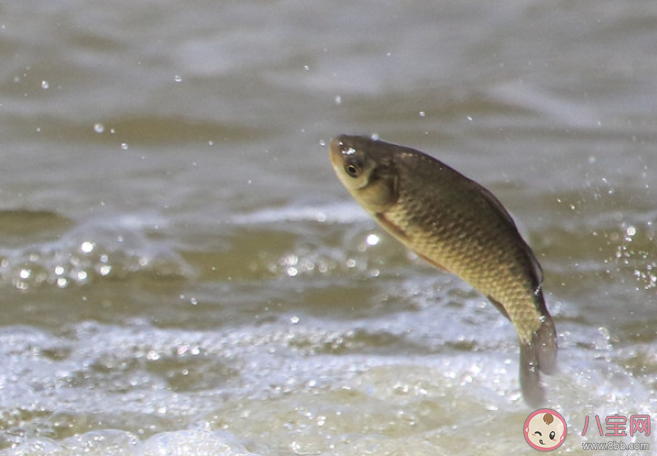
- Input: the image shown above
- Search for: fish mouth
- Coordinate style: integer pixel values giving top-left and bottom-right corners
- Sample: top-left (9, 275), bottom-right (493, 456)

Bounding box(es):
top-left (539, 439), bottom-right (544, 445)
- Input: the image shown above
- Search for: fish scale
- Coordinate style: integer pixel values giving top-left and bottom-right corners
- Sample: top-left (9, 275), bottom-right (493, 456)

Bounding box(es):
top-left (329, 134), bottom-right (557, 406)
top-left (391, 189), bottom-right (541, 340)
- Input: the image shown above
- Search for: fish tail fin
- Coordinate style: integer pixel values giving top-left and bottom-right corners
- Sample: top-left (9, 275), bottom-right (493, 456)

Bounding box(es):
top-left (519, 338), bottom-right (545, 408)
top-left (519, 289), bottom-right (558, 407)
top-left (489, 292), bottom-right (558, 406)
top-left (535, 288), bottom-right (558, 375)
top-left (519, 324), bottom-right (557, 407)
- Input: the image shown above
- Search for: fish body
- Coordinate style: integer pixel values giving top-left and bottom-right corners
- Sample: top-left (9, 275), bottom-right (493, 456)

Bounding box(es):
top-left (329, 134), bottom-right (557, 406)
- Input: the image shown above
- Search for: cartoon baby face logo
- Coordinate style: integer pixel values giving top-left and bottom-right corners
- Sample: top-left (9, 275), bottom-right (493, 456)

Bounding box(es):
top-left (524, 408), bottom-right (567, 451)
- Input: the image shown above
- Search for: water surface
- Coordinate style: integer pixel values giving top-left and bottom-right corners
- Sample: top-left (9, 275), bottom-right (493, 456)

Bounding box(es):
top-left (1, 0), bottom-right (657, 454)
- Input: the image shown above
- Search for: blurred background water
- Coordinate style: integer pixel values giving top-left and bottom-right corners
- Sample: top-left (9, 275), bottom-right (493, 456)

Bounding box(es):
top-left (1, 0), bottom-right (657, 454)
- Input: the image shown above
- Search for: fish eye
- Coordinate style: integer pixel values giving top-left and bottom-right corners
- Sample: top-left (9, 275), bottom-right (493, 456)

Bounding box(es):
top-left (533, 431), bottom-right (542, 436)
top-left (344, 160), bottom-right (362, 178)
top-left (549, 431), bottom-right (555, 440)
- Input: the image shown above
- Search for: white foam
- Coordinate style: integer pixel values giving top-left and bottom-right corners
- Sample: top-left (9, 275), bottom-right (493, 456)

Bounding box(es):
top-left (230, 202), bottom-right (369, 225)
top-left (0, 430), bottom-right (260, 456)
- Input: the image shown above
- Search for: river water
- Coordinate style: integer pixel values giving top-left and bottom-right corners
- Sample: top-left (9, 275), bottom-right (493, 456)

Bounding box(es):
top-left (1, 0), bottom-right (657, 454)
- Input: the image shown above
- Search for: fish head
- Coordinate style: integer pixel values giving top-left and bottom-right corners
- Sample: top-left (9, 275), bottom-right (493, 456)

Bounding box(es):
top-left (329, 135), bottom-right (399, 213)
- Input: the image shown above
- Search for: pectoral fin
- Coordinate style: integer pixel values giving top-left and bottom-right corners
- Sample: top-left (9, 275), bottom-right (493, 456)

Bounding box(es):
top-left (414, 251), bottom-right (451, 273)
top-left (375, 213), bottom-right (410, 242)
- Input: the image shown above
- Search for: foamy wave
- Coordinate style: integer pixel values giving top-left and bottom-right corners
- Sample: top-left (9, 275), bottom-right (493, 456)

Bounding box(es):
top-left (230, 202), bottom-right (369, 225)
top-left (0, 430), bottom-right (260, 456)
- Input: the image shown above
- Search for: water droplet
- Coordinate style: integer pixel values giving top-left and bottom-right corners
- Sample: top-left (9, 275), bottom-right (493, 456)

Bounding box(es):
top-left (174, 74), bottom-right (182, 82)
top-left (94, 123), bottom-right (105, 133)
top-left (121, 143), bottom-right (129, 150)
top-left (366, 234), bottom-right (380, 246)
top-left (41, 80), bottom-right (49, 89)
top-left (419, 111), bottom-right (426, 117)
top-left (334, 95), bottom-right (342, 105)
top-left (80, 241), bottom-right (94, 253)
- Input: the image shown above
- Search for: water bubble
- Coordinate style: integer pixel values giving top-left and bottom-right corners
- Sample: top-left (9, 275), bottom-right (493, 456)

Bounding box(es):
top-left (121, 143), bottom-right (129, 150)
top-left (419, 111), bottom-right (426, 117)
top-left (174, 74), bottom-right (182, 82)
top-left (366, 234), bottom-right (380, 246)
top-left (94, 123), bottom-right (105, 133)
top-left (334, 95), bottom-right (342, 105)
top-left (41, 80), bottom-right (49, 89)
top-left (80, 241), bottom-right (94, 253)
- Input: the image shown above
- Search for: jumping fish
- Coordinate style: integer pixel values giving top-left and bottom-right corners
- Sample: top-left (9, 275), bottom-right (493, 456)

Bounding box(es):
top-left (329, 134), bottom-right (557, 406)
